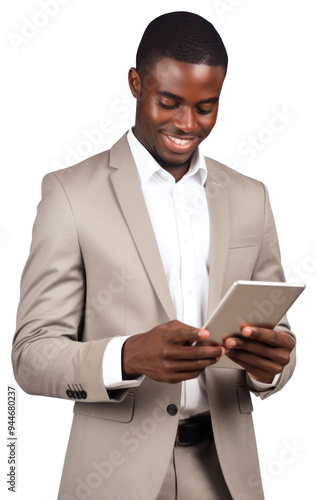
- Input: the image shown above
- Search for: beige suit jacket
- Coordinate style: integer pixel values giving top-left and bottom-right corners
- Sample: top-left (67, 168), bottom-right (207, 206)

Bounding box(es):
top-left (12, 133), bottom-right (296, 500)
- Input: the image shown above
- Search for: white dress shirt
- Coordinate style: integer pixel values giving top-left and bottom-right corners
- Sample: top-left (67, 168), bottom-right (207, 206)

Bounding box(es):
top-left (102, 130), bottom-right (279, 418)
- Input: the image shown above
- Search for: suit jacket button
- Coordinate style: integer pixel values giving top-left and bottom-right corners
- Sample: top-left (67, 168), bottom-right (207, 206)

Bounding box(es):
top-left (166, 404), bottom-right (178, 416)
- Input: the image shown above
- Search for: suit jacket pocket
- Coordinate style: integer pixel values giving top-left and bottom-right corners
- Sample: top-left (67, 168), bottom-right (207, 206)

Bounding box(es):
top-left (73, 392), bottom-right (135, 422)
top-left (237, 384), bottom-right (254, 414)
top-left (229, 235), bottom-right (260, 249)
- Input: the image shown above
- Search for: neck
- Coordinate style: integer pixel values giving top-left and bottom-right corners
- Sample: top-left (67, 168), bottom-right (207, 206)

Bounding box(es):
top-left (163, 164), bottom-right (190, 182)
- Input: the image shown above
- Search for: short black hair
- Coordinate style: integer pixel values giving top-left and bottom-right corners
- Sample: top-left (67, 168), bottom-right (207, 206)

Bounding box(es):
top-left (136, 11), bottom-right (228, 76)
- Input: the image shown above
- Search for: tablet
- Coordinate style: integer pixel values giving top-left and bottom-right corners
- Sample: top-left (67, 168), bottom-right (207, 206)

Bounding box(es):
top-left (202, 280), bottom-right (305, 369)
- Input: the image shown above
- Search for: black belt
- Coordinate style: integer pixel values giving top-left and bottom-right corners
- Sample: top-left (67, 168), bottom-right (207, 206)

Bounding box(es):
top-left (176, 413), bottom-right (213, 446)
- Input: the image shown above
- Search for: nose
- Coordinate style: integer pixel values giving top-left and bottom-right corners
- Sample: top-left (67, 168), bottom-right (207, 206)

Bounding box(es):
top-left (172, 107), bottom-right (198, 133)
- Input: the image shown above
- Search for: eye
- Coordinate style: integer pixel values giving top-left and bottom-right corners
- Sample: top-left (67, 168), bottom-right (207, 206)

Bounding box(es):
top-left (156, 98), bottom-right (179, 110)
top-left (195, 105), bottom-right (214, 115)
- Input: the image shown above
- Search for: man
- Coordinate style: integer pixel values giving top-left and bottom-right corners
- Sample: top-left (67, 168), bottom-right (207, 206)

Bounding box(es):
top-left (12, 11), bottom-right (295, 500)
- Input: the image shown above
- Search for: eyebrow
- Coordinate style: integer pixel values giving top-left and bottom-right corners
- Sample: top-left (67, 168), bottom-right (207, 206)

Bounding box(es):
top-left (156, 90), bottom-right (219, 104)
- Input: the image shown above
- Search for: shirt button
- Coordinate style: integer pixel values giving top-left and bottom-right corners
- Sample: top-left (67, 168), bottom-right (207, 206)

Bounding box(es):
top-left (187, 290), bottom-right (193, 297)
top-left (166, 404), bottom-right (178, 416)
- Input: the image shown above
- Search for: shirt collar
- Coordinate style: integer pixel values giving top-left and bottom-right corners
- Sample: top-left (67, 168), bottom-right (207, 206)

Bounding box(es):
top-left (127, 129), bottom-right (207, 186)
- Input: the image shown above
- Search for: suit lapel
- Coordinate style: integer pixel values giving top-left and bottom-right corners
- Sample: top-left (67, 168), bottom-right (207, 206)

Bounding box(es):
top-left (109, 134), bottom-right (176, 321)
top-left (205, 158), bottom-right (231, 317)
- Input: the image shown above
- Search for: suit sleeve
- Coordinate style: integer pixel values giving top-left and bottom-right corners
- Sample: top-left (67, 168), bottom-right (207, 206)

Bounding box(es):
top-left (12, 173), bottom-right (128, 403)
top-left (247, 182), bottom-right (296, 399)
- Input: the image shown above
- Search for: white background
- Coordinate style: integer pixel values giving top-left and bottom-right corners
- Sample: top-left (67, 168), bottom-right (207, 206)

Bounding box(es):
top-left (1, 1), bottom-right (316, 499)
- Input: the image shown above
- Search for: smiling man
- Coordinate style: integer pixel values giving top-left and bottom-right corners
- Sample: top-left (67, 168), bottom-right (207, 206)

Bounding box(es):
top-left (12, 11), bottom-right (295, 500)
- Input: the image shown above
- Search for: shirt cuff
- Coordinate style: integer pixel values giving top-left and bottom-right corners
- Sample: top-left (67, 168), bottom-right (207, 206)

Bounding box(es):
top-left (102, 336), bottom-right (144, 390)
top-left (248, 372), bottom-right (281, 390)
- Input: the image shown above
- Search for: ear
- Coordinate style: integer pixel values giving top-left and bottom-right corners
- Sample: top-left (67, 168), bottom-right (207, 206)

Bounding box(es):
top-left (128, 67), bottom-right (141, 98)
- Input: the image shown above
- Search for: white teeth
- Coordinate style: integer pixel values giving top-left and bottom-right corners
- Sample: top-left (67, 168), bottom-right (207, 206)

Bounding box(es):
top-left (167, 135), bottom-right (191, 146)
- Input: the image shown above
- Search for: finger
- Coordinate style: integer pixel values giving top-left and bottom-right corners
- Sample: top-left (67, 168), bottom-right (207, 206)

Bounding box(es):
top-left (241, 327), bottom-right (295, 349)
top-left (164, 356), bottom-right (222, 373)
top-left (224, 338), bottom-right (291, 366)
top-left (168, 358), bottom-right (220, 380)
top-left (195, 340), bottom-right (223, 347)
top-left (224, 356), bottom-right (275, 384)
top-left (167, 325), bottom-right (210, 345)
top-left (227, 349), bottom-right (284, 375)
top-left (164, 362), bottom-right (221, 384)
top-left (168, 345), bottom-right (225, 361)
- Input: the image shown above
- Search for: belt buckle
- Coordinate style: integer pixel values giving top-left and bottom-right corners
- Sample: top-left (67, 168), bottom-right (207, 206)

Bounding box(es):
top-left (176, 417), bottom-right (211, 446)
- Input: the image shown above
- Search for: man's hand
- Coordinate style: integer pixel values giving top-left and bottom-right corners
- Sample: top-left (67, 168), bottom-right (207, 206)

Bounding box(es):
top-left (122, 320), bottom-right (225, 384)
top-left (224, 326), bottom-right (295, 384)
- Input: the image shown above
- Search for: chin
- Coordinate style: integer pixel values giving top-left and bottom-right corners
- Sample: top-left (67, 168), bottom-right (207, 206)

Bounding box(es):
top-left (154, 151), bottom-right (194, 169)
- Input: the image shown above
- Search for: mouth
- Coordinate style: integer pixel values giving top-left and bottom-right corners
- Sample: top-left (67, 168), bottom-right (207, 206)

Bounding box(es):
top-left (161, 132), bottom-right (198, 153)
